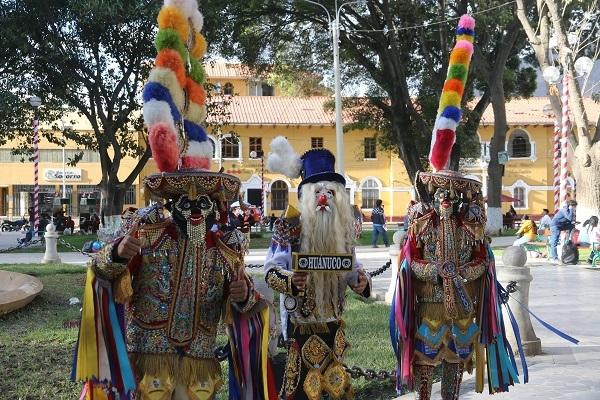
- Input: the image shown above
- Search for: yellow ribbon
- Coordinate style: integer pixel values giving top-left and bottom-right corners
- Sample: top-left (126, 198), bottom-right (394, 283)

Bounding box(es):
top-left (76, 267), bottom-right (98, 381)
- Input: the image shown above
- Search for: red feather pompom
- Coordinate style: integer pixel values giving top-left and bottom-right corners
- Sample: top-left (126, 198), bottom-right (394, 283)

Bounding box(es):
top-left (149, 123), bottom-right (179, 172)
top-left (181, 156), bottom-right (210, 170)
top-left (430, 129), bottom-right (456, 171)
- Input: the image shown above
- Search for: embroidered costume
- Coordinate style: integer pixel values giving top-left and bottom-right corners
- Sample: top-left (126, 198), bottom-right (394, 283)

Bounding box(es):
top-left (71, 1), bottom-right (276, 398)
top-left (390, 15), bottom-right (526, 400)
top-left (264, 138), bottom-right (371, 400)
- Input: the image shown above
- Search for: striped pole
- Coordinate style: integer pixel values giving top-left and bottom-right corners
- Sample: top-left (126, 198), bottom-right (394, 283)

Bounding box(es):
top-left (33, 118), bottom-right (40, 234)
top-left (560, 74), bottom-right (570, 205)
top-left (552, 120), bottom-right (561, 210)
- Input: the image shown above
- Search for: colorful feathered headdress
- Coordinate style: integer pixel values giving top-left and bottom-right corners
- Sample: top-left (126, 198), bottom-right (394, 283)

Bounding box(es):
top-left (141, 0), bottom-right (240, 200)
top-left (428, 15), bottom-right (475, 171)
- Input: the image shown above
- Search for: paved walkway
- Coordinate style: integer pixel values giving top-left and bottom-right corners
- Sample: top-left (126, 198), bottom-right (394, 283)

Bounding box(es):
top-left (396, 262), bottom-right (600, 400)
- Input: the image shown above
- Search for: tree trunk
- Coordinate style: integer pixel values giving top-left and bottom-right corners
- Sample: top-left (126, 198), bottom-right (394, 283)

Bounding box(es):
top-left (100, 182), bottom-right (128, 218)
top-left (485, 83), bottom-right (508, 235)
top-left (572, 144), bottom-right (600, 224)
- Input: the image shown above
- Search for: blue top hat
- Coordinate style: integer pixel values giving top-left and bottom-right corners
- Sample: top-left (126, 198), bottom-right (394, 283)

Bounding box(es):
top-left (299, 148), bottom-right (346, 194)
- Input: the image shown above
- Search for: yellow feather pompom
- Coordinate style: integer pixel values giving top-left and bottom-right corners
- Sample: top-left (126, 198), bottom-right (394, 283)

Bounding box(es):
top-left (456, 34), bottom-right (474, 43)
top-left (158, 6), bottom-right (190, 44)
top-left (191, 33), bottom-right (207, 59)
top-left (438, 91), bottom-right (461, 112)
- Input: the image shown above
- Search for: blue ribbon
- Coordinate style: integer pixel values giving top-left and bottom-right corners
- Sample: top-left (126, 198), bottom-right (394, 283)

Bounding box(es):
top-left (107, 286), bottom-right (136, 394)
top-left (499, 283), bottom-right (579, 345)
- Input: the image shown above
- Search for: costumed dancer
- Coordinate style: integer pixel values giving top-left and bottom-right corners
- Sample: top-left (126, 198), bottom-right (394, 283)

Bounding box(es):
top-left (71, 1), bottom-right (277, 399)
top-left (263, 137), bottom-right (371, 400)
top-left (390, 15), bottom-right (527, 399)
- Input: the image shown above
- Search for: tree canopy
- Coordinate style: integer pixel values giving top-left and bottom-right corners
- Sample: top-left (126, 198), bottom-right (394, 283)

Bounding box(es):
top-left (204, 0), bottom-right (536, 200)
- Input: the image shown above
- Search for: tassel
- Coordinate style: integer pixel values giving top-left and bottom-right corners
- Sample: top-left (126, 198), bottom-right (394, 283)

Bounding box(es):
top-left (114, 272), bottom-right (133, 304)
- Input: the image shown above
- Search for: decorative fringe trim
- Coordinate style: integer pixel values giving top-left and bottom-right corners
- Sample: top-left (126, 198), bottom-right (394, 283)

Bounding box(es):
top-left (129, 353), bottom-right (222, 387)
top-left (295, 323), bottom-right (331, 335)
top-left (113, 272), bottom-right (133, 304)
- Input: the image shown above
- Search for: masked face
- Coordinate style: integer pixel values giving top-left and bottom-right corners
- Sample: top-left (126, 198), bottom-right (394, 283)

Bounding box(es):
top-left (171, 194), bottom-right (217, 242)
top-left (433, 188), bottom-right (456, 219)
top-left (314, 186), bottom-right (335, 213)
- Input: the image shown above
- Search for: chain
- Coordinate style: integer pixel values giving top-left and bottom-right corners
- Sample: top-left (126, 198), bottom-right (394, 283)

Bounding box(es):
top-left (58, 237), bottom-right (91, 257)
top-left (368, 260), bottom-right (392, 277)
top-left (213, 344), bottom-right (397, 382)
top-left (344, 365), bottom-right (397, 381)
top-left (245, 264), bottom-right (264, 269)
top-left (0, 238), bottom-right (43, 253)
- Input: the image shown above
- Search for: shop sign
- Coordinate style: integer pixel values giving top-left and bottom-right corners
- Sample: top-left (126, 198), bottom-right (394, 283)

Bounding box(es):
top-left (43, 168), bottom-right (82, 182)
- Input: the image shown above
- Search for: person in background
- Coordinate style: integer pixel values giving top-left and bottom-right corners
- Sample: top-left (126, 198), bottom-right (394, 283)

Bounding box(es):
top-left (538, 208), bottom-right (552, 230)
top-left (549, 200), bottom-right (577, 262)
top-left (371, 199), bottom-right (389, 248)
top-left (269, 213), bottom-right (276, 231)
top-left (513, 215), bottom-right (537, 246)
top-left (90, 212), bottom-right (100, 234)
top-left (586, 217), bottom-right (600, 264)
top-left (228, 202), bottom-right (243, 230)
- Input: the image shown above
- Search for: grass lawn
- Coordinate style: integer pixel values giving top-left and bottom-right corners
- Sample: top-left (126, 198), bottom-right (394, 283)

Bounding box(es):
top-left (0, 263), bottom-right (399, 399)
top-left (248, 230), bottom-right (399, 249)
top-left (11, 234), bottom-right (97, 253)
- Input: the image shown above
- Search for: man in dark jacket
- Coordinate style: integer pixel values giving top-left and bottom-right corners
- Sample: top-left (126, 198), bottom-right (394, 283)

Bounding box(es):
top-left (371, 199), bottom-right (389, 247)
top-left (549, 200), bottom-right (577, 262)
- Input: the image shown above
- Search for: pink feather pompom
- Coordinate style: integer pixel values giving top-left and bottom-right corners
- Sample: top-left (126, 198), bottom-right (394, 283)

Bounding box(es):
top-left (458, 14), bottom-right (475, 30)
top-left (454, 40), bottom-right (474, 55)
top-left (181, 156), bottom-right (210, 170)
top-left (149, 123), bottom-right (179, 172)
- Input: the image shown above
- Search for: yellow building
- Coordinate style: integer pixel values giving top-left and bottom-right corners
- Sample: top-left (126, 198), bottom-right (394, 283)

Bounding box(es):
top-left (2, 64), bottom-right (598, 221)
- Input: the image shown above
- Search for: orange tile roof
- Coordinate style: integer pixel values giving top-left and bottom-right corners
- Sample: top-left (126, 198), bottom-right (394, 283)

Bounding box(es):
top-left (207, 95), bottom-right (600, 126)
top-left (478, 97), bottom-right (600, 126)
top-left (204, 62), bottom-right (259, 79)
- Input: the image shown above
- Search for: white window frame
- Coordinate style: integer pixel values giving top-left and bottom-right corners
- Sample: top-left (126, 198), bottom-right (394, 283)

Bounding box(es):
top-left (506, 128), bottom-right (536, 162)
top-left (207, 135), bottom-right (219, 160)
top-left (504, 179), bottom-right (530, 210)
top-left (363, 137), bottom-right (377, 160)
top-left (359, 177), bottom-right (382, 210)
top-left (220, 133), bottom-right (242, 160)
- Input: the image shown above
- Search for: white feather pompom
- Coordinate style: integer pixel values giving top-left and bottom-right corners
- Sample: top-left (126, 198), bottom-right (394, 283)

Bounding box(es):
top-left (186, 139), bottom-right (213, 158)
top-left (267, 136), bottom-right (302, 178)
top-left (143, 99), bottom-right (175, 130)
top-left (191, 10), bottom-right (204, 31)
top-left (164, 0), bottom-right (197, 18)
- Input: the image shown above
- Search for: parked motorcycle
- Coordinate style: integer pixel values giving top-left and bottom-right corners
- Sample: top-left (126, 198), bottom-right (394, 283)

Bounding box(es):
top-left (2, 218), bottom-right (28, 232)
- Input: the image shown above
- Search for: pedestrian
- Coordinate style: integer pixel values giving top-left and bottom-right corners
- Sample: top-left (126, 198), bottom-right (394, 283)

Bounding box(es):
top-left (586, 217), bottom-right (600, 264)
top-left (403, 200), bottom-right (416, 231)
top-left (268, 213), bottom-right (276, 231)
top-left (371, 199), bottom-right (389, 247)
top-left (513, 215), bottom-right (537, 246)
top-left (549, 200), bottom-right (577, 262)
top-left (538, 208), bottom-right (552, 230)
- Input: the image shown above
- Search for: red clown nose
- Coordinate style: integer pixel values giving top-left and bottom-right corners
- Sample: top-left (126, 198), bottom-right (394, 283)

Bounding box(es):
top-left (318, 194), bottom-right (328, 206)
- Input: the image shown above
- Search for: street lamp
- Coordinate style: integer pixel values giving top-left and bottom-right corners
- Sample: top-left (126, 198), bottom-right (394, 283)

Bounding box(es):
top-left (250, 149), bottom-right (265, 215)
top-left (29, 96), bottom-right (42, 234)
top-left (300, 0), bottom-right (364, 176)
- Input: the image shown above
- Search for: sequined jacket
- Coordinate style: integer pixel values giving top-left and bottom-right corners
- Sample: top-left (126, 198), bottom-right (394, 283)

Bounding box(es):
top-left (409, 208), bottom-right (488, 321)
top-left (90, 220), bottom-right (258, 360)
top-left (263, 217), bottom-right (370, 335)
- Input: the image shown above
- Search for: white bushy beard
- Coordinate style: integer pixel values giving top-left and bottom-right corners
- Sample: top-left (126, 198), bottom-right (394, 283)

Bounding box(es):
top-left (299, 181), bottom-right (355, 319)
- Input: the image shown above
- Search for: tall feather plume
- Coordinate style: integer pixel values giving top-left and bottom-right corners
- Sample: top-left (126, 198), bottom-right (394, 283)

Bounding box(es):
top-left (267, 136), bottom-right (302, 179)
top-left (429, 14), bottom-right (475, 171)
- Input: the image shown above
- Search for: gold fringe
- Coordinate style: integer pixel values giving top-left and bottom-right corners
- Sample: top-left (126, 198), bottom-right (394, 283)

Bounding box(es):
top-left (114, 272), bottom-right (133, 304)
top-left (129, 353), bottom-right (222, 387)
top-left (296, 323), bottom-right (330, 335)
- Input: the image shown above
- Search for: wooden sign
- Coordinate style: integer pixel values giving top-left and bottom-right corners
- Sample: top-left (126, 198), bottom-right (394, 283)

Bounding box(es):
top-left (292, 252), bottom-right (353, 272)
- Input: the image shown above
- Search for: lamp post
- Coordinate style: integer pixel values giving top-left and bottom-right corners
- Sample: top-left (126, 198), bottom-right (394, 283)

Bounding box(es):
top-left (250, 150), bottom-right (265, 216)
top-left (300, 0), bottom-right (363, 175)
top-left (29, 96), bottom-right (42, 234)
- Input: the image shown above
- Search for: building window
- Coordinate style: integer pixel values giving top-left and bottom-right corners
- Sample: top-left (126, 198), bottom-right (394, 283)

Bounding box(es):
top-left (124, 185), bottom-right (136, 205)
top-left (311, 137), bottom-right (323, 149)
top-left (513, 187), bottom-right (526, 208)
top-left (249, 137), bottom-right (262, 158)
top-left (361, 179), bottom-right (379, 209)
top-left (223, 82), bottom-right (234, 96)
top-left (364, 137), bottom-right (377, 159)
top-left (221, 135), bottom-right (240, 159)
top-left (271, 180), bottom-right (288, 210)
top-left (261, 83), bottom-right (274, 96)
top-left (508, 129), bottom-right (531, 158)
